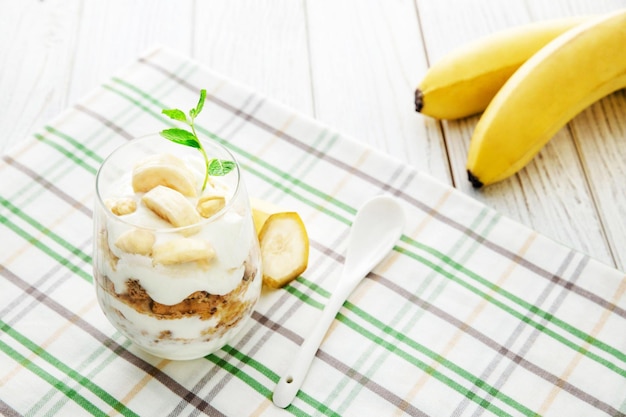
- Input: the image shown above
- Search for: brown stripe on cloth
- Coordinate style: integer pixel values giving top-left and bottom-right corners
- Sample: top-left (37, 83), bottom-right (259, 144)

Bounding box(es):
top-left (0, 399), bottom-right (22, 417)
top-left (1, 156), bottom-right (93, 218)
top-left (252, 311), bottom-right (303, 345)
top-left (538, 273), bottom-right (626, 416)
top-left (315, 349), bottom-right (430, 417)
top-left (75, 104), bottom-right (135, 140)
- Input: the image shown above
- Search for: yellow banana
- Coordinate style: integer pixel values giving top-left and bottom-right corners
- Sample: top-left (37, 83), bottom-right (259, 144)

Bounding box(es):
top-left (466, 10), bottom-right (626, 188)
top-left (415, 16), bottom-right (587, 119)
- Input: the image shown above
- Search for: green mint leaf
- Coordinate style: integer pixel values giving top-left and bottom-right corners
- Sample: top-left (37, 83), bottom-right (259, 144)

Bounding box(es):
top-left (162, 108), bottom-right (188, 123)
top-left (207, 159), bottom-right (235, 176)
top-left (160, 89), bottom-right (216, 191)
top-left (159, 128), bottom-right (201, 149)
top-left (190, 89), bottom-right (206, 119)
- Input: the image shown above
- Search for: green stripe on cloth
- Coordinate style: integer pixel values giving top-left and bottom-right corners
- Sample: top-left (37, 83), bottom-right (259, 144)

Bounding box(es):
top-left (44, 126), bottom-right (105, 165)
top-left (0, 321), bottom-right (138, 417)
top-left (221, 344), bottom-right (280, 383)
top-left (206, 352), bottom-right (336, 416)
top-left (339, 306), bottom-right (539, 416)
top-left (34, 133), bottom-right (99, 175)
top-left (295, 276), bottom-right (332, 299)
top-left (28, 335), bottom-right (133, 416)
top-left (0, 340), bottom-right (107, 417)
top-left (285, 285), bottom-right (325, 310)
top-left (0, 200), bottom-right (91, 282)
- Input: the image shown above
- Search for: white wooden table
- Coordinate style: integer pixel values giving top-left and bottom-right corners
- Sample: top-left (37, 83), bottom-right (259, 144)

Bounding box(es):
top-left (1, 0), bottom-right (625, 271)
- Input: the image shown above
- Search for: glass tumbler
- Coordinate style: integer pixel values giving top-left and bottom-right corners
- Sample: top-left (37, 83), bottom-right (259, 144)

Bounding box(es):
top-left (93, 135), bottom-right (262, 360)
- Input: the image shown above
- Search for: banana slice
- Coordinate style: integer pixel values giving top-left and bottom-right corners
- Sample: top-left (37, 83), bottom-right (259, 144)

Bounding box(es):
top-left (251, 197), bottom-right (282, 234)
top-left (152, 238), bottom-right (215, 266)
top-left (104, 197), bottom-right (137, 216)
top-left (197, 195), bottom-right (226, 218)
top-left (142, 185), bottom-right (201, 233)
top-left (257, 211), bottom-right (309, 289)
top-left (132, 153), bottom-right (198, 197)
top-left (115, 228), bottom-right (155, 256)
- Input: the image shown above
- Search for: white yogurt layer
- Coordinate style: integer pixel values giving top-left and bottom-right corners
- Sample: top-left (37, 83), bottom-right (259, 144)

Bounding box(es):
top-left (98, 274), bottom-right (261, 360)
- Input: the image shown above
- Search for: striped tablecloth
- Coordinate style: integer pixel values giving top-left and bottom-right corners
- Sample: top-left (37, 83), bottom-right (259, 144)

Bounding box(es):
top-left (1, 47), bottom-right (625, 417)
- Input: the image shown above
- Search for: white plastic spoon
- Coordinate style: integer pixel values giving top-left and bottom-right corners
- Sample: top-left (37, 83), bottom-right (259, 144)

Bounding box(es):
top-left (272, 195), bottom-right (405, 408)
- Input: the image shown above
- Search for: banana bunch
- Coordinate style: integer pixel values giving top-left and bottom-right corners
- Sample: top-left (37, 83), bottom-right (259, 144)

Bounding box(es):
top-left (415, 10), bottom-right (626, 187)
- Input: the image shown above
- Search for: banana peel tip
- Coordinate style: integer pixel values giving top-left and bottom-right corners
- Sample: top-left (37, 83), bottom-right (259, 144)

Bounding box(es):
top-left (467, 170), bottom-right (484, 189)
top-left (414, 89), bottom-right (424, 112)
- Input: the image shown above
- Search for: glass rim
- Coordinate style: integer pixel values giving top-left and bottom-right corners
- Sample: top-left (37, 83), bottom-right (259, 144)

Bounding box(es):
top-left (95, 134), bottom-right (243, 233)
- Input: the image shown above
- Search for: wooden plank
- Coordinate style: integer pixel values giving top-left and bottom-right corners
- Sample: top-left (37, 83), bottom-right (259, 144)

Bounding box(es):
top-left (525, 0), bottom-right (626, 20)
top-left (67, 0), bottom-right (193, 104)
top-left (0, 0), bottom-right (194, 153)
top-left (305, 0), bottom-right (451, 183)
top-left (525, 0), bottom-right (626, 269)
top-left (0, 0), bottom-right (82, 153)
top-left (194, 0), bottom-right (313, 117)
top-left (415, 0), bottom-right (618, 267)
top-left (570, 92), bottom-right (626, 270)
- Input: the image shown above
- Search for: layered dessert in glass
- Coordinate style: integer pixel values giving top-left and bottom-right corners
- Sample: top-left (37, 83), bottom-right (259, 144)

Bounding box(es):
top-left (93, 135), bottom-right (261, 360)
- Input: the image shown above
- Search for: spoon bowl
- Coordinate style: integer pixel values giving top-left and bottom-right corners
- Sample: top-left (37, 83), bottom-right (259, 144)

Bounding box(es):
top-left (272, 195), bottom-right (405, 408)
top-left (344, 195), bottom-right (406, 273)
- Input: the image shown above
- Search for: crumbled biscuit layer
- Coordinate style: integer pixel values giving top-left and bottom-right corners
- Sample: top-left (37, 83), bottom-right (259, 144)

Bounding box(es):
top-left (98, 263), bottom-right (257, 341)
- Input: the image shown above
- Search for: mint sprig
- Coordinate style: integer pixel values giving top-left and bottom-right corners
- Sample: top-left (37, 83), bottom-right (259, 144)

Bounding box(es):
top-left (160, 89), bottom-right (235, 192)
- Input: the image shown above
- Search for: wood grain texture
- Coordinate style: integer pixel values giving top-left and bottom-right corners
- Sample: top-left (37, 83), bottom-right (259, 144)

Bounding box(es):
top-left (570, 92), bottom-right (626, 269)
top-left (0, 0), bottom-right (82, 153)
top-left (68, 0), bottom-right (193, 105)
top-left (194, 0), bottom-right (313, 118)
top-left (306, 0), bottom-right (451, 182)
top-left (525, 0), bottom-right (626, 270)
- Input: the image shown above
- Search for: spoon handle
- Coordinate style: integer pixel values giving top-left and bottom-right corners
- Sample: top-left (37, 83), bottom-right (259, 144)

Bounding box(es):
top-left (272, 195), bottom-right (405, 408)
top-left (272, 273), bottom-right (357, 408)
